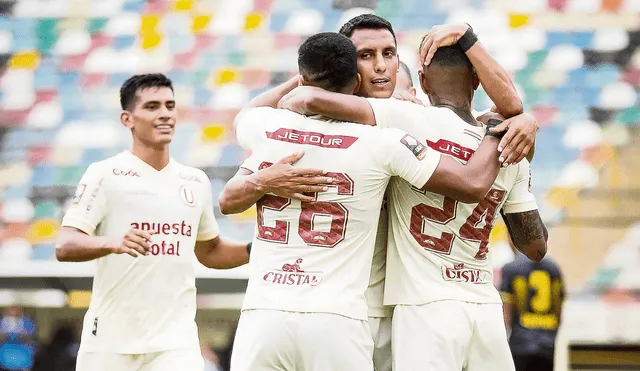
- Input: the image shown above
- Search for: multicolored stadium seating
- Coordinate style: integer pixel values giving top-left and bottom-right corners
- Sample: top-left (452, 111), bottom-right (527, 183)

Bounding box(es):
top-left (0, 0), bottom-right (638, 298)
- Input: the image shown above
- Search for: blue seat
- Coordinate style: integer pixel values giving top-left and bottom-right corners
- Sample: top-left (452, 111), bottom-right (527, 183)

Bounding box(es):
top-left (31, 165), bottom-right (55, 187)
top-left (269, 13), bottom-right (290, 33)
top-left (216, 145), bottom-right (245, 167)
top-left (2, 186), bottom-right (30, 199)
top-left (122, 0), bottom-right (144, 12)
top-left (30, 244), bottom-right (56, 260)
top-left (113, 35), bottom-right (136, 50)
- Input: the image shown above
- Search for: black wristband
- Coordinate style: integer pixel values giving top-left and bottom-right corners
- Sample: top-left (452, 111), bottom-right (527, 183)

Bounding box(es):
top-left (485, 119), bottom-right (505, 140)
top-left (458, 25), bottom-right (478, 52)
top-left (246, 242), bottom-right (252, 256)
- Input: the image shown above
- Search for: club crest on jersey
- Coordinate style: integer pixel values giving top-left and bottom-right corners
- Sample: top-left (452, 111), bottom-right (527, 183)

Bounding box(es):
top-left (72, 184), bottom-right (86, 204)
top-left (400, 134), bottom-right (429, 160)
top-left (263, 258), bottom-right (324, 286)
top-left (441, 263), bottom-right (489, 284)
top-left (180, 185), bottom-right (196, 207)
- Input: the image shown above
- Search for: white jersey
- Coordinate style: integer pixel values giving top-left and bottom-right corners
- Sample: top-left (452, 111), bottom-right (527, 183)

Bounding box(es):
top-left (368, 99), bottom-right (538, 305)
top-left (365, 205), bottom-right (392, 318)
top-left (61, 151), bottom-right (220, 354)
top-left (235, 107), bottom-right (441, 321)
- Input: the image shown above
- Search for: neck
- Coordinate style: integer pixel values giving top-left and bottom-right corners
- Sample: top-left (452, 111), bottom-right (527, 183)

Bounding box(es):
top-left (428, 93), bottom-right (478, 126)
top-left (131, 141), bottom-right (170, 170)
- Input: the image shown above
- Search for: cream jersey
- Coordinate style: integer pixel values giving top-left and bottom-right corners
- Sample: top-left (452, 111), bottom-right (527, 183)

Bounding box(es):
top-left (368, 99), bottom-right (538, 306)
top-left (365, 205), bottom-right (393, 318)
top-left (61, 151), bottom-right (220, 354)
top-left (235, 107), bottom-right (442, 321)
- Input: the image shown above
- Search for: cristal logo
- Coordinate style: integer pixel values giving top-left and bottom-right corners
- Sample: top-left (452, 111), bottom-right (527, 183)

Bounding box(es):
top-left (263, 258), bottom-right (324, 286)
top-left (441, 263), bottom-right (488, 284)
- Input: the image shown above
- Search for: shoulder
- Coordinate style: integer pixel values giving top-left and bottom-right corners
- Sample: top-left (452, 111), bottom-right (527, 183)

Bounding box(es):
top-left (83, 153), bottom-right (129, 177)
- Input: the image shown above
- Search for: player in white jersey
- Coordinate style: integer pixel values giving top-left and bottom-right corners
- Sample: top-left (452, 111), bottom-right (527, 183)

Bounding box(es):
top-left (275, 18), bottom-right (535, 371)
top-left (219, 32), bottom-right (506, 371)
top-left (282, 37), bottom-right (547, 369)
top-left (55, 74), bottom-right (254, 371)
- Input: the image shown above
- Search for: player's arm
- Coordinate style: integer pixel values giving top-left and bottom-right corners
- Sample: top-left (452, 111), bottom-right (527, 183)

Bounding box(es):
top-left (278, 86), bottom-right (376, 125)
top-left (384, 117), bottom-right (502, 203)
top-left (56, 164), bottom-right (153, 262)
top-left (245, 75), bottom-right (301, 108)
top-left (194, 237), bottom-right (250, 269)
top-left (219, 152), bottom-right (333, 214)
top-left (56, 227), bottom-right (153, 262)
top-left (500, 160), bottom-right (547, 261)
top-left (421, 24), bottom-right (523, 118)
top-left (484, 109), bottom-right (538, 165)
top-left (501, 210), bottom-right (548, 262)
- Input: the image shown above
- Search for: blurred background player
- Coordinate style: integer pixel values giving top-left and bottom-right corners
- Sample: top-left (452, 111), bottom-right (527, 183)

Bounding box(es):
top-left (55, 73), bottom-right (251, 371)
top-left (501, 239), bottom-right (565, 371)
top-left (396, 61), bottom-right (417, 97)
top-left (223, 31), bottom-right (506, 371)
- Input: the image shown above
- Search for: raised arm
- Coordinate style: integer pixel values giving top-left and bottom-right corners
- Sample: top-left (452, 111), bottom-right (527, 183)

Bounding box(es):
top-left (219, 152), bottom-right (334, 215)
top-left (421, 24), bottom-right (523, 118)
top-left (278, 86), bottom-right (376, 125)
top-left (501, 210), bottom-right (548, 262)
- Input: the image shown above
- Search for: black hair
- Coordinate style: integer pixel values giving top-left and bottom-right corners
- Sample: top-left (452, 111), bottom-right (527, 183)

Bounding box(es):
top-left (429, 44), bottom-right (473, 70)
top-left (399, 61), bottom-right (413, 87)
top-left (120, 73), bottom-right (174, 110)
top-left (298, 32), bottom-right (358, 92)
top-left (339, 14), bottom-right (396, 44)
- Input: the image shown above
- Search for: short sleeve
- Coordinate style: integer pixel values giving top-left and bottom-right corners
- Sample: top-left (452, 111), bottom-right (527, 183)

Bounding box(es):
top-left (239, 153), bottom-right (262, 173)
top-left (499, 263), bottom-right (515, 304)
top-left (234, 107), bottom-right (273, 150)
top-left (379, 128), bottom-right (441, 189)
top-left (197, 177), bottom-right (220, 241)
top-left (502, 160), bottom-right (538, 214)
top-left (367, 98), bottom-right (432, 132)
top-left (61, 164), bottom-right (109, 236)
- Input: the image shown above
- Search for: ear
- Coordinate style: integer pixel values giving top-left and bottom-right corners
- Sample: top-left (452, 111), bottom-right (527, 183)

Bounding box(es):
top-left (120, 111), bottom-right (133, 129)
top-left (409, 86), bottom-right (417, 96)
top-left (396, 54), bottom-right (401, 72)
top-left (418, 70), bottom-right (429, 95)
top-left (472, 72), bottom-right (480, 91)
top-left (299, 75), bottom-right (309, 87)
top-left (352, 73), bottom-right (362, 95)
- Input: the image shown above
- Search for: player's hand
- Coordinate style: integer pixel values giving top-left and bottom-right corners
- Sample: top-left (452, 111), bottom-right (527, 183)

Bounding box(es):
top-left (420, 24), bottom-right (469, 67)
top-left (258, 152), bottom-right (334, 202)
top-left (487, 113), bottom-right (539, 166)
top-left (392, 90), bottom-right (424, 106)
top-left (111, 229), bottom-right (155, 257)
top-left (277, 86), bottom-right (322, 115)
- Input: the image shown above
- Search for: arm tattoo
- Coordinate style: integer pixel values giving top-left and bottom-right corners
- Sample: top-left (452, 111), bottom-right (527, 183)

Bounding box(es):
top-left (503, 210), bottom-right (547, 247)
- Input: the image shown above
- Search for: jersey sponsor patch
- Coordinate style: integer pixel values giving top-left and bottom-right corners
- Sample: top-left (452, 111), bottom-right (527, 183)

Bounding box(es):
top-left (262, 258), bottom-right (324, 286)
top-left (441, 263), bottom-right (491, 284)
top-left (72, 184), bottom-right (87, 204)
top-left (400, 134), bottom-right (429, 160)
top-left (266, 128), bottom-right (358, 149)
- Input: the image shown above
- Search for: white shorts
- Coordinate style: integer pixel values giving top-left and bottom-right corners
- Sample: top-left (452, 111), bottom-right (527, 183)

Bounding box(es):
top-left (231, 309), bottom-right (374, 371)
top-left (76, 349), bottom-right (204, 371)
top-left (368, 316), bottom-right (392, 371)
top-left (393, 301), bottom-right (514, 371)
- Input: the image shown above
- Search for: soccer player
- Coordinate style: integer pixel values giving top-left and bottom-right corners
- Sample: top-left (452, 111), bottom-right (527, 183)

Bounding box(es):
top-left (221, 32), bottom-right (506, 371)
top-left (55, 73), bottom-right (254, 371)
top-left (275, 16), bottom-right (536, 371)
top-left (396, 61), bottom-right (417, 97)
top-left (500, 241), bottom-right (564, 371)
top-left (283, 33), bottom-right (548, 370)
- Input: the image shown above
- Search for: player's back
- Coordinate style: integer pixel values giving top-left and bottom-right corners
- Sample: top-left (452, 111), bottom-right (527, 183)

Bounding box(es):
top-left (235, 106), bottom-right (439, 320)
top-left (61, 151), bottom-right (214, 353)
top-left (501, 254), bottom-right (563, 358)
top-left (376, 104), bottom-right (537, 306)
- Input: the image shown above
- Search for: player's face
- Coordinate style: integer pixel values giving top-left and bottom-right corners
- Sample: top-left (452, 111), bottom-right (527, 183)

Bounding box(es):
top-left (395, 68), bottom-right (416, 96)
top-left (350, 28), bottom-right (399, 98)
top-left (122, 87), bottom-right (176, 147)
